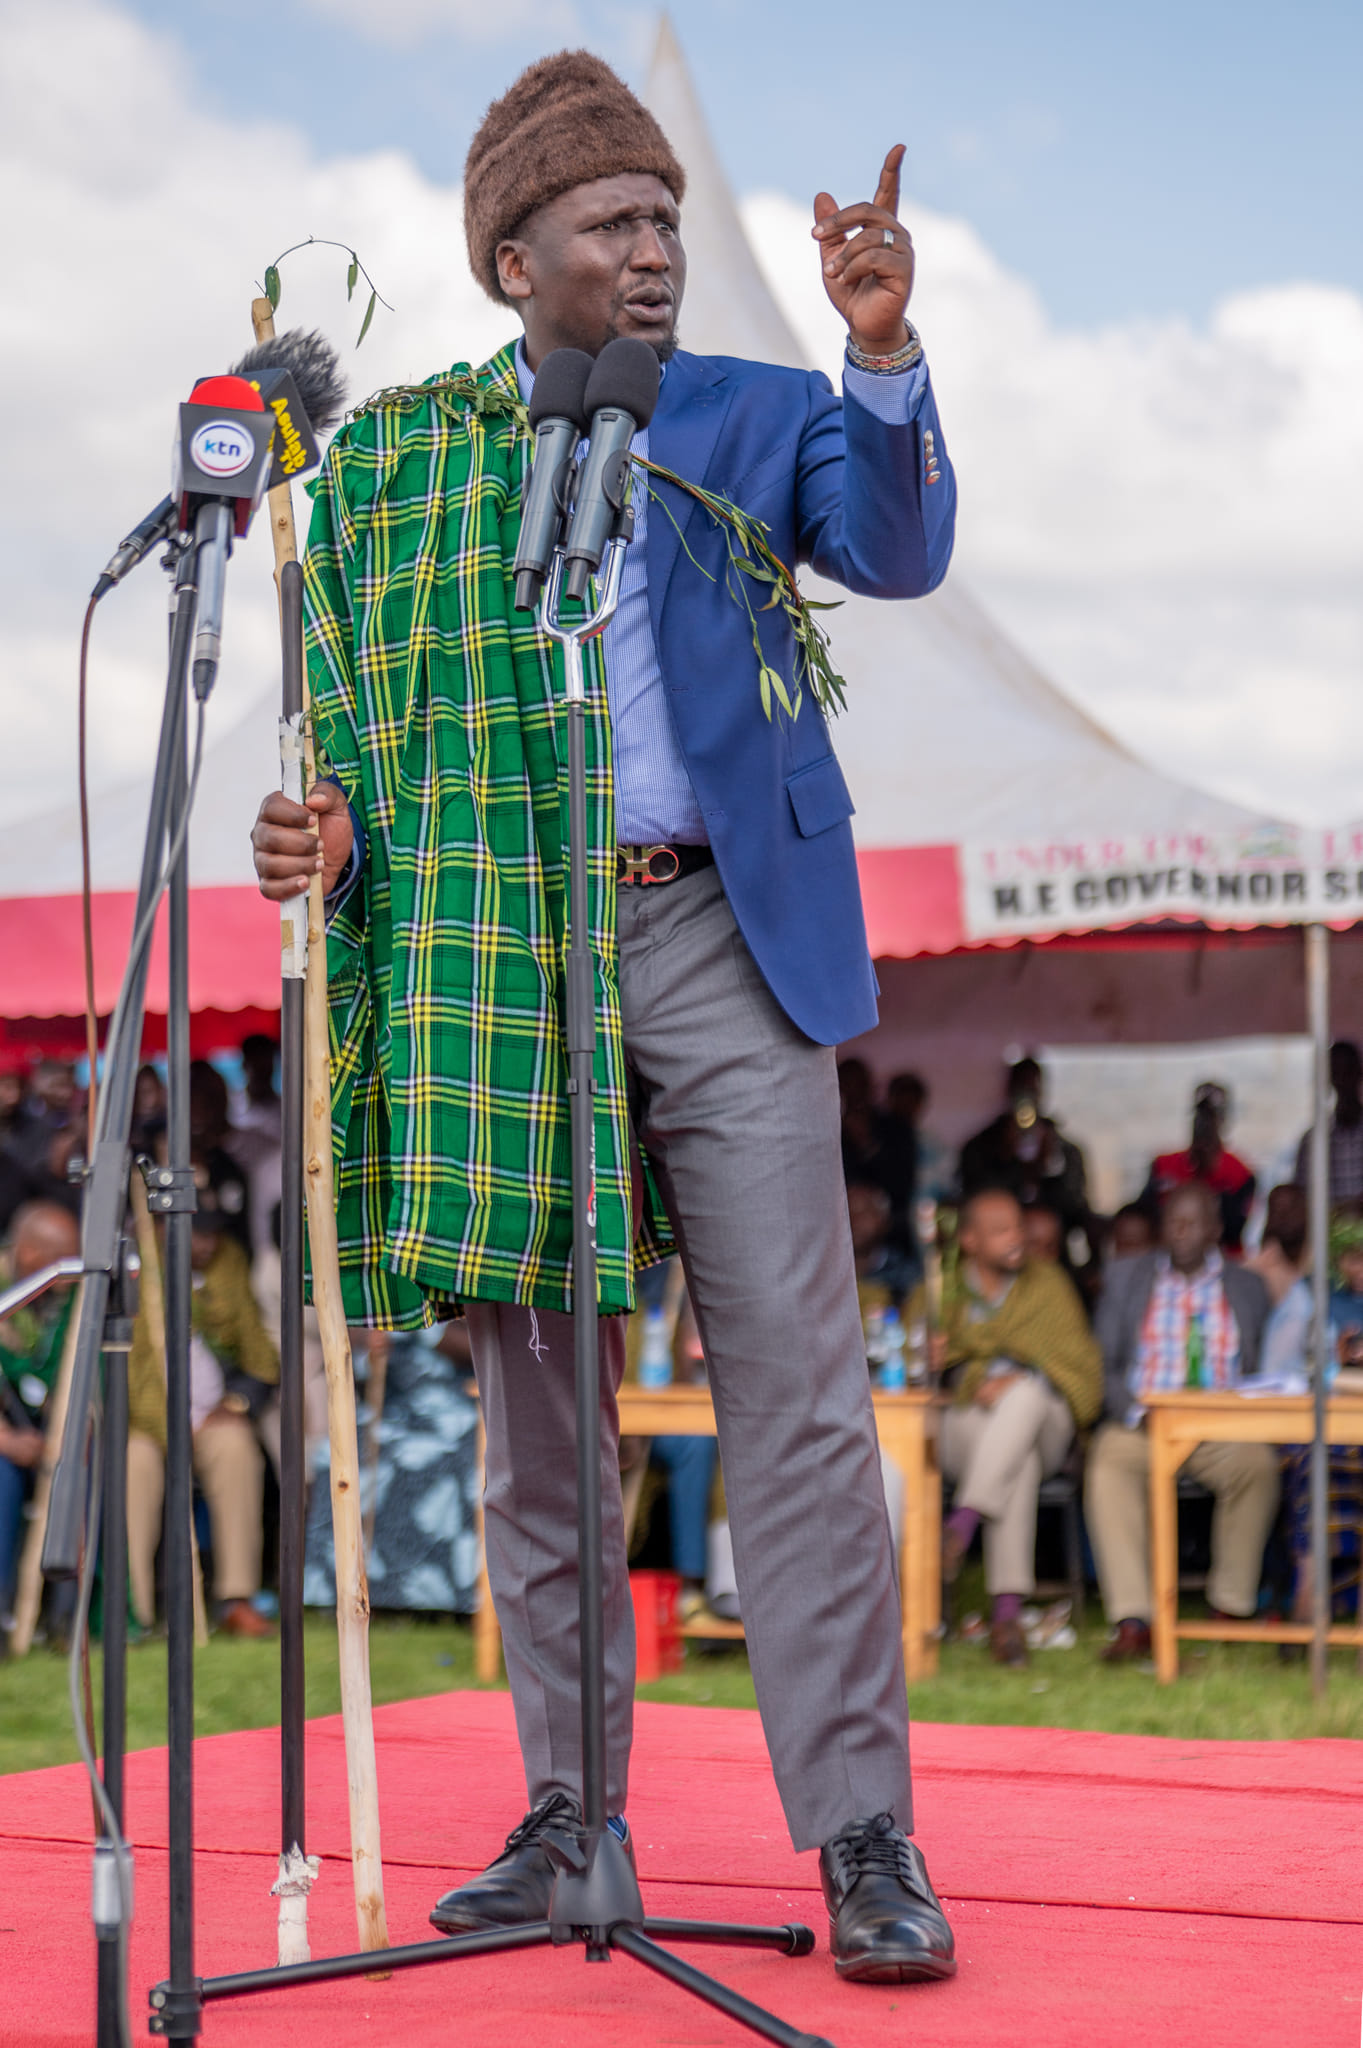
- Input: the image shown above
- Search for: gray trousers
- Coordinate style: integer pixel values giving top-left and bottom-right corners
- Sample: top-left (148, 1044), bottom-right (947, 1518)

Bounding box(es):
top-left (469, 865), bottom-right (912, 1852)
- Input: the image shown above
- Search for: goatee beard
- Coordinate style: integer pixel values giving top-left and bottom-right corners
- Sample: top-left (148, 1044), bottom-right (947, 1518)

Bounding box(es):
top-left (600, 318), bottom-right (679, 363)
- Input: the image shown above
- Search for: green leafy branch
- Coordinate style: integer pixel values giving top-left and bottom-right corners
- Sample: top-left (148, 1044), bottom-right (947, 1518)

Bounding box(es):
top-left (349, 369), bottom-right (528, 431)
top-left (259, 236), bottom-right (394, 350)
top-left (633, 455), bottom-right (846, 723)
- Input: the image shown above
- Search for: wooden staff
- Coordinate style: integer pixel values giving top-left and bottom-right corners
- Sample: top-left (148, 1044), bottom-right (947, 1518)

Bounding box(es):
top-left (303, 858), bottom-right (389, 1957)
top-left (10, 1282), bottom-right (83, 1657)
top-left (129, 1178), bottom-right (210, 1647)
top-left (10, 1249), bottom-right (208, 1654)
top-left (251, 297), bottom-right (388, 1958)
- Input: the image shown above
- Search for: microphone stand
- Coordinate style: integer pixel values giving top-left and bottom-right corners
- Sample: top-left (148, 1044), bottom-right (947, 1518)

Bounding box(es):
top-left (174, 520), bottom-right (835, 2048)
top-left (276, 560), bottom-right (310, 1934)
top-left (0, 522), bottom-right (212, 2048)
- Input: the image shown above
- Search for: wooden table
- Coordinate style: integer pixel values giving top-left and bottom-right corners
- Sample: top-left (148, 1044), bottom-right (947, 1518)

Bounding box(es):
top-left (1144, 1389), bottom-right (1363, 1683)
top-left (474, 1384), bottom-right (944, 1686)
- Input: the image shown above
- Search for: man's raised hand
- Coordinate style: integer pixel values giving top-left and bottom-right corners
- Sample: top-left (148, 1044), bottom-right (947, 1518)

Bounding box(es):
top-left (251, 780), bottom-right (353, 902)
top-left (812, 143), bottom-right (915, 355)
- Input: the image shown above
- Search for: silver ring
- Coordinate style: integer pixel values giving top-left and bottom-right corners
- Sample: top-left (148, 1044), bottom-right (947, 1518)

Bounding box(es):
top-left (882, 227), bottom-right (896, 247)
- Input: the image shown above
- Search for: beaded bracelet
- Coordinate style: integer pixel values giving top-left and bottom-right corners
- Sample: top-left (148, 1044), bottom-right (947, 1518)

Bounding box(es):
top-left (845, 324), bottom-right (924, 376)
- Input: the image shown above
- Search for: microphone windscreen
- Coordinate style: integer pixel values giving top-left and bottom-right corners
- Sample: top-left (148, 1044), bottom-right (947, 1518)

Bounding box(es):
top-left (584, 338), bottom-right (661, 430)
top-left (528, 348), bottom-right (594, 431)
top-left (229, 329), bottom-right (346, 434)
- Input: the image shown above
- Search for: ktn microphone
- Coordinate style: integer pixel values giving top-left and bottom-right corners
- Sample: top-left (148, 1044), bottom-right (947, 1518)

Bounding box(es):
top-left (172, 373), bottom-right (275, 697)
top-left (512, 347), bottom-right (593, 613)
top-left (92, 328), bottom-right (346, 603)
top-left (561, 338), bottom-right (660, 603)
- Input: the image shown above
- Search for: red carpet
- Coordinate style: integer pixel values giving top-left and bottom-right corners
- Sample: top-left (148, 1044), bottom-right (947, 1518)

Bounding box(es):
top-left (2, 1693), bottom-right (1359, 2046)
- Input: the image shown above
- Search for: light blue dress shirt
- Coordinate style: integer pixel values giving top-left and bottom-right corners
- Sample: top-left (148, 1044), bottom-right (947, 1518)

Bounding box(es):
top-left (513, 339), bottom-right (928, 846)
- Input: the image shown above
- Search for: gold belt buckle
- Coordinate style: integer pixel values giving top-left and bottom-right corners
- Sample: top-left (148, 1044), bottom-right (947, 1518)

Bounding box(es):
top-left (619, 843), bottom-right (681, 886)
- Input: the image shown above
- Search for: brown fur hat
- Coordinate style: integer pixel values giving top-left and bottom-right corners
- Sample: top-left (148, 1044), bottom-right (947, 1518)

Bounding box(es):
top-left (464, 50), bottom-right (686, 302)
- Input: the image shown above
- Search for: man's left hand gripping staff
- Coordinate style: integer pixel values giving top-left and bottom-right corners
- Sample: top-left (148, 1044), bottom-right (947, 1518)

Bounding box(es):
top-left (812, 143), bottom-right (916, 354)
top-left (252, 782), bottom-right (354, 901)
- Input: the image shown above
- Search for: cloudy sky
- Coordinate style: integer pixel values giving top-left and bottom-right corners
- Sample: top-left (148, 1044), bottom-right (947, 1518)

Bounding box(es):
top-left (2, 0), bottom-right (1360, 837)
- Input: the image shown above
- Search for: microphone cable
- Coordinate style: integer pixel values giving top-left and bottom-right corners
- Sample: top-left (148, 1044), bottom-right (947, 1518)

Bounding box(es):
top-left (67, 1394), bottom-right (134, 2048)
top-left (88, 694), bottom-right (206, 1160)
top-left (78, 591), bottom-right (101, 1154)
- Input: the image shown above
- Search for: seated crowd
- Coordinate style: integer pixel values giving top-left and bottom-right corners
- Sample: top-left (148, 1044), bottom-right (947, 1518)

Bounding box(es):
top-left (838, 1047), bottom-right (1363, 1667)
top-left (2, 1037), bottom-right (1361, 1677)
top-left (0, 1039), bottom-right (480, 1650)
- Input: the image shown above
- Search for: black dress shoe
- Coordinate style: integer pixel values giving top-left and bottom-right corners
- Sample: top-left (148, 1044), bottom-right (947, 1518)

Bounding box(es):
top-left (819, 1813), bottom-right (956, 1984)
top-left (430, 1793), bottom-right (635, 1934)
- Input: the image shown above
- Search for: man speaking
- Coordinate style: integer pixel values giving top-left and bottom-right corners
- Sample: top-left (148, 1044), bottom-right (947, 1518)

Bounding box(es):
top-left (252, 52), bottom-right (957, 1987)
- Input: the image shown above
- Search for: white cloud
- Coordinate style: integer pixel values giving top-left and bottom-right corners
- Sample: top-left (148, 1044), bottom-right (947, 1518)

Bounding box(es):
top-left (742, 191), bottom-right (1363, 823)
top-left (297, 0), bottom-right (578, 44)
top-left (0, 0), bottom-right (517, 842)
top-left (1, 0), bottom-right (1359, 866)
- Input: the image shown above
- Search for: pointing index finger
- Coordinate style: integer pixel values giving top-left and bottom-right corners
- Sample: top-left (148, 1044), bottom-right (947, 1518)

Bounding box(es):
top-left (874, 143), bottom-right (906, 217)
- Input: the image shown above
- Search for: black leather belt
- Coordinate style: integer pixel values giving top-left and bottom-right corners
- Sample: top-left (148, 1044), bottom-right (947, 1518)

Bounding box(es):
top-left (617, 843), bottom-right (715, 887)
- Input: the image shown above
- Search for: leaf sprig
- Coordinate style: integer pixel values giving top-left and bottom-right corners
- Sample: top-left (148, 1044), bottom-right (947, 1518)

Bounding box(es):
top-left (349, 370), bottom-right (528, 431)
top-left (632, 455), bottom-right (846, 723)
top-left (259, 237), bottom-right (393, 350)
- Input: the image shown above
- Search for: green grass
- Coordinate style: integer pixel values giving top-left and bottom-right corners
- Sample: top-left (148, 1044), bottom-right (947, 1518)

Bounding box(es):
top-left (2, 1569), bottom-right (1360, 1779)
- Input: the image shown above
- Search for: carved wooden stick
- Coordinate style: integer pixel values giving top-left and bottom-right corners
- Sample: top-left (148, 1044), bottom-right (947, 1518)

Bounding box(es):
top-left (304, 883), bottom-right (389, 1956)
top-left (251, 295), bottom-right (388, 1957)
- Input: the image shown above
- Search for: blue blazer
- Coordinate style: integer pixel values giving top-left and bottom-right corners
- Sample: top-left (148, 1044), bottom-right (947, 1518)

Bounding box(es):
top-left (643, 348), bottom-right (955, 1045)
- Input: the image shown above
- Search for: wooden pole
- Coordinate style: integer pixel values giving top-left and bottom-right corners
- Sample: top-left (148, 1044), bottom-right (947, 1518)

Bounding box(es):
top-left (362, 1332), bottom-right (390, 1558)
top-left (10, 1285), bottom-right (83, 1658)
top-left (129, 1178), bottom-right (209, 1649)
top-left (250, 298), bottom-right (303, 584)
top-left (251, 294), bottom-right (388, 1956)
top-left (472, 1415), bottom-right (501, 1683)
top-left (304, 891), bottom-right (389, 1955)
top-left (1306, 924), bottom-right (1332, 1699)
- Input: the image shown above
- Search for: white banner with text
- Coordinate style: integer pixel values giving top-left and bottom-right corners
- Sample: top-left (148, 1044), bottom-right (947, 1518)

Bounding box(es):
top-left (962, 825), bottom-right (1363, 942)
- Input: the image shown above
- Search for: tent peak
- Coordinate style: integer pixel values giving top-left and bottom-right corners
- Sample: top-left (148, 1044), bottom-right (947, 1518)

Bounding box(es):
top-left (643, 14), bottom-right (807, 370)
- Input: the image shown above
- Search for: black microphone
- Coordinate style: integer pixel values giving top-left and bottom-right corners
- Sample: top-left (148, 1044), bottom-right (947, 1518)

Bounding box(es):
top-left (91, 329), bottom-right (345, 604)
top-left (512, 347), bottom-right (593, 613)
top-left (561, 338), bottom-right (660, 603)
top-left (92, 494), bottom-right (178, 602)
top-left (171, 373), bottom-right (279, 699)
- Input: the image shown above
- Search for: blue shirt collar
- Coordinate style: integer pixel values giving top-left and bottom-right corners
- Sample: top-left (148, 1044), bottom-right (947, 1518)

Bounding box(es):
top-left (514, 335), bottom-right (666, 404)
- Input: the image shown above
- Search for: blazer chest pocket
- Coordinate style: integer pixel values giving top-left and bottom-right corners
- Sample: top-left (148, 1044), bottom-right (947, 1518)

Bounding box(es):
top-left (786, 754), bottom-right (855, 838)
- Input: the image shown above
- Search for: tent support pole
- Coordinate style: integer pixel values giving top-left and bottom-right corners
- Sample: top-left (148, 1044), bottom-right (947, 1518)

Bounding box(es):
top-left (1305, 923), bottom-right (1331, 1699)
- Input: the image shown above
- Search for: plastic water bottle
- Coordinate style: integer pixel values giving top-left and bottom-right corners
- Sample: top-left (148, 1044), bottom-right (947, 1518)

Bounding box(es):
top-left (863, 1306), bottom-right (887, 1370)
top-left (878, 1308), bottom-right (908, 1393)
top-left (1184, 1311), bottom-right (1206, 1391)
top-left (639, 1305), bottom-right (673, 1389)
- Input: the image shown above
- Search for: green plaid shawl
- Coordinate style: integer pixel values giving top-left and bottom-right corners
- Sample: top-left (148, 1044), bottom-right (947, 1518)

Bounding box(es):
top-left (303, 341), bottom-right (670, 1329)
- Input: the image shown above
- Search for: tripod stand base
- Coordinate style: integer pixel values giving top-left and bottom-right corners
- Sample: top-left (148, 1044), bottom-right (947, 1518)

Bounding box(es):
top-left (181, 1894), bottom-right (830, 2048)
top-left (546, 1819), bottom-right (644, 1951)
